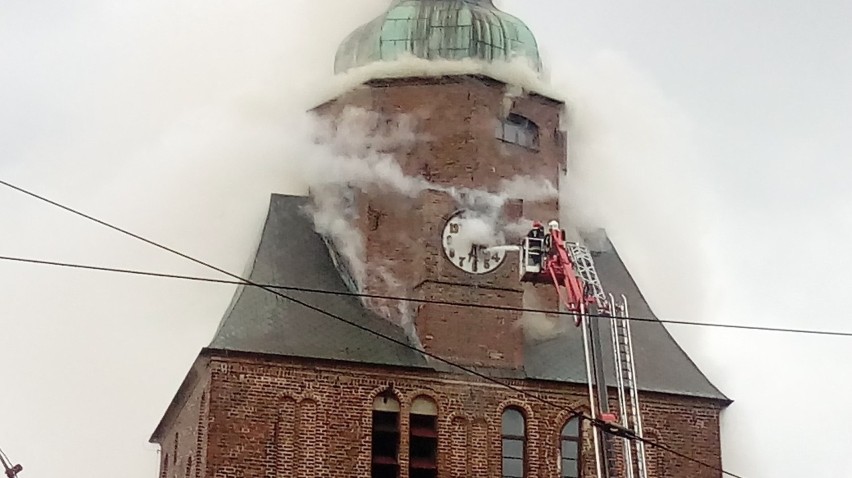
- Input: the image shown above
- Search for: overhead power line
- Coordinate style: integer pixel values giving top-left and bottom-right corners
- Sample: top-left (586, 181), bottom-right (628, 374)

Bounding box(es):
top-left (1, 254), bottom-right (850, 339)
top-left (0, 178), bottom-right (744, 478)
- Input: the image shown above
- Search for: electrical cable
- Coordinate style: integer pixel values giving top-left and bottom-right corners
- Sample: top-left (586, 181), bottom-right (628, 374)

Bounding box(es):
top-left (1, 254), bottom-right (850, 339)
top-left (0, 178), bottom-right (745, 478)
top-left (0, 180), bottom-right (582, 416)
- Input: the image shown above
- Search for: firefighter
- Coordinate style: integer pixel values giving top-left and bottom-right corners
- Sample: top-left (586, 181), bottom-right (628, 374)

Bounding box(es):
top-left (528, 221), bottom-right (545, 239)
top-left (544, 220), bottom-right (560, 253)
top-left (526, 221), bottom-right (545, 268)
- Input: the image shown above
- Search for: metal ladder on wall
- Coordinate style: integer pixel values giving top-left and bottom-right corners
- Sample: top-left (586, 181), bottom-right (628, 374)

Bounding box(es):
top-left (567, 243), bottom-right (649, 478)
top-left (609, 297), bottom-right (649, 478)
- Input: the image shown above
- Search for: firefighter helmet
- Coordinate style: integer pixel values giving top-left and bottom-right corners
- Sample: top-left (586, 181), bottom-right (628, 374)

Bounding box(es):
top-left (548, 220), bottom-right (559, 230)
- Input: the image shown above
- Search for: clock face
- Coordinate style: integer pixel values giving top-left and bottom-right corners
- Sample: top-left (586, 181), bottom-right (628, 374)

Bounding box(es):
top-left (441, 211), bottom-right (506, 274)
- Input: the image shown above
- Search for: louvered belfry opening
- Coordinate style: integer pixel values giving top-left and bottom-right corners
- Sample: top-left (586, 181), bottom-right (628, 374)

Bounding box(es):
top-left (372, 393), bottom-right (401, 478)
top-left (409, 397), bottom-right (438, 478)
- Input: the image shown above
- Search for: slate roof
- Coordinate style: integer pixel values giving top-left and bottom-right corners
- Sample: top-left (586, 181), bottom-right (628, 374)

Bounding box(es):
top-left (210, 195), bottom-right (426, 368)
top-left (210, 194), bottom-right (728, 402)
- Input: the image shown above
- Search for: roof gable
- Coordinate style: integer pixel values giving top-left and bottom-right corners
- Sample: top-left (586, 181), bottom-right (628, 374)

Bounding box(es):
top-left (210, 194), bottom-right (727, 402)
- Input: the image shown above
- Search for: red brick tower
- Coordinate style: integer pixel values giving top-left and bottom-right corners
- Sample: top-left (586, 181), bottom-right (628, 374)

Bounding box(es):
top-left (313, 75), bottom-right (564, 370)
top-left (150, 2), bottom-right (730, 478)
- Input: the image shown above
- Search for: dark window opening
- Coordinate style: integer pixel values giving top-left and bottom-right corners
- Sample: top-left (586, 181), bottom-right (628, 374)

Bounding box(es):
top-left (502, 408), bottom-right (526, 478)
top-left (372, 394), bottom-right (400, 478)
top-left (496, 114), bottom-right (540, 150)
top-left (410, 469), bottom-right (436, 478)
top-left (560, 418), bottom-right (581, 478)
top-left (409, 397), bottom-right (438, 478)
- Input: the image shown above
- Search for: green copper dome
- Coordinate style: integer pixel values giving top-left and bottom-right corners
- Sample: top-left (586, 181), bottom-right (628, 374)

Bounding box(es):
top-left (335, 0), bottom-right (542, 74)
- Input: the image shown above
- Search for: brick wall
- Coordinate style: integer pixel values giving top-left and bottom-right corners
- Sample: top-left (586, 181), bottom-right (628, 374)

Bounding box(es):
top-left (183, 353), bottom-right (723, 478)
top-left (155, 363), bottom-right (211, 478)
top-left (152, 77), bottom-right (724, 478)
top-left (312, 76), bottom-right (564, 369)
top-left (315, 76), bottom-right (566, 191)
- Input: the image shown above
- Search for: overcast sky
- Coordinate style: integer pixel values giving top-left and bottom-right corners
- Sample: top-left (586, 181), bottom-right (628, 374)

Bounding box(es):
top-left (1, 1), bottom-right (851, 477)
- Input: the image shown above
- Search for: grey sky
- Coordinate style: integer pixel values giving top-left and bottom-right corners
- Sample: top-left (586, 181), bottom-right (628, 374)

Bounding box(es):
top-left (1, 1), bottom-right (850, 477)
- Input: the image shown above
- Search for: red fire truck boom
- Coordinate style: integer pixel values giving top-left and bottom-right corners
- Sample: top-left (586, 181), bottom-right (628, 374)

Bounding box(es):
top-left (520, 224), bottom-right (649, 478)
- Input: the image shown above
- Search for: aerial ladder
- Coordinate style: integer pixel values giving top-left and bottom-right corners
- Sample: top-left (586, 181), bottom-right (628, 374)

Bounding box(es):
top-left (520, 224), bottom-right (648, 478)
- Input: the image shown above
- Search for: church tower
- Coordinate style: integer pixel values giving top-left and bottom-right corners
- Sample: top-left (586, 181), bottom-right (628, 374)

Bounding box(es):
top-left (150, 2), bottom-right (729, 478)
top-left (315, 0), bottom-right (563, 370)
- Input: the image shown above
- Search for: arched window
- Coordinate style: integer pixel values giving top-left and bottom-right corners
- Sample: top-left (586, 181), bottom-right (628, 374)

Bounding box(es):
top-left (409, 396), bottom-right (438, 478)
top-left (501, 408), bottom-right (526, 478)
top-left (372, 393), bottom-right (401, 478)
top-left (560, 418), bottom-right (581, 478)
top-left (496, 114), bottom-right (540, 150)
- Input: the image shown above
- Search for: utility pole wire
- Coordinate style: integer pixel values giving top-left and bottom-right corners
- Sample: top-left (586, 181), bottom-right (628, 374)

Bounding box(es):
top-left (1, 254), bottom-right (850, 339)
top-left (0, 178), bottom-right (745, 478)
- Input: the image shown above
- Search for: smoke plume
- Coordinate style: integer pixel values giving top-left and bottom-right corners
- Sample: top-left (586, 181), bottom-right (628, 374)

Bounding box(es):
top-left (0, 2), bottom-right (760, 477)
top-left (298, 102), bottom-right (559, 331)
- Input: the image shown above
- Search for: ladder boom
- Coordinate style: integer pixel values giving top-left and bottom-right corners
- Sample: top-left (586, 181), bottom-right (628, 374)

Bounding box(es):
top-left (519, 224), bottom-right (648, 478)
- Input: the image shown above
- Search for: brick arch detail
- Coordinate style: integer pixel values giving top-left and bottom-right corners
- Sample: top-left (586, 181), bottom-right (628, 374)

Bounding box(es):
top-left (402, 389), bottom-right (441, 414)
top-left (271, 389), bottom-right (323, 403)
top-left (299, 393), bottom-right (321, 404)
top-left (367, 384), bottom-right (404, 407)
top-left (274, 391), bottom-right (300, 402)
top-left (445, 410), bottom-right (473, 423)
top-left (497, 398), bottom-right (536, 420)
top-left (553, 404), bottom-right (592, 444)
top-left (554, 403), bottom-right (591, 428)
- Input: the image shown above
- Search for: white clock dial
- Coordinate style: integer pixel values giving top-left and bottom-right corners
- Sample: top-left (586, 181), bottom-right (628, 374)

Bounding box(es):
top-left (441, 211), bottom-right (506, 275)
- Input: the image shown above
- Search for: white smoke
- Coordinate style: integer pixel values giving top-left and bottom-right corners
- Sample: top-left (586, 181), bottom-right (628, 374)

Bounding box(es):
top-left (447, 176), bottom-right (559, 246)
top-left (321, 54), bottom-right (562, 106)
top-left (0, 3), bottom-right (739, 478)
top-left (520, 282), bottom-right (572, 340)
top-left (301, 108), bottom-right (429, 198)
top-left (499, 175), bottom-right (560, 203)
top-left (553, 52), bottom-right (713, 328)
top-left (300, 104), bottom-right (560, 306)
top-left (504, 218), bottom-right (537, 240)
top-left (297, 107), bottom-right (428, 296)
top-left (453, 215), bottom-right (502, 247)
top-left (0, 2), bottom-right (392, 478)
top-left (307, 187), bottom-right (366, 288)
top-left (369, 265), bottom-right (421, 345)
